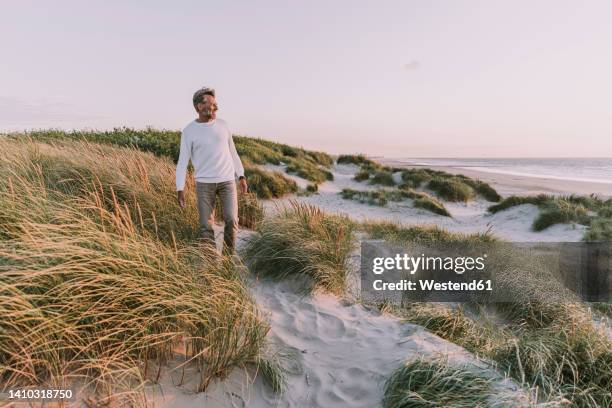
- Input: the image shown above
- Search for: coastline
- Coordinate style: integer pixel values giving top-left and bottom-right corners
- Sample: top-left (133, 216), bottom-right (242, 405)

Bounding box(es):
top-left (380, 159), bottom-right (612, 198)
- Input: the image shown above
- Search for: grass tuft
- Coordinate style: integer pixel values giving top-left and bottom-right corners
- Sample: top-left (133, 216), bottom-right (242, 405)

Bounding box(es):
top-left (341, 188), bottom-right (451, 216)
top-left (244, 201), bottom-right (355, 294)
top-left (383, 357), bottom-right (498, 408)
top-left (427, 177), bottom-right (476, 202)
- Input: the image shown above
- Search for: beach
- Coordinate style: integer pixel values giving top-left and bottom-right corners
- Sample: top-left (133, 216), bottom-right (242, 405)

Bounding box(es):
top-left (381, 159), bottom-right (612, 198)
top-left (1, 135), bottom-right (609, 408)
top-left (147, 159), bottom-right (607, 407)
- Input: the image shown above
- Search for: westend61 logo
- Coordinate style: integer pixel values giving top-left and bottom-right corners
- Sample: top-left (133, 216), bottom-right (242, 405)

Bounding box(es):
top-left (360, 241), bottom-right (611, 303)
top-left (371, 253), bottom-right (487, 275)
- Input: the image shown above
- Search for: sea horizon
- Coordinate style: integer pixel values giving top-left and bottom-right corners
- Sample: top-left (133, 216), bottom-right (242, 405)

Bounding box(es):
top-left (383, 157), bottom-right (612, 185)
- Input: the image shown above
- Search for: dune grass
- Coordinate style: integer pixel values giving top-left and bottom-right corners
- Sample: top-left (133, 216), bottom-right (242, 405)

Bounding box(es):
top-left (336, 154), bottom-right (379, 168)
top-left (367, 221), bottom-right (611, 407)
top-left (488, 194), bottom-right (612, 238)
top-left (345, 160), bottom-right (500, 203)
top-left (487, 194), bottom-right (554, 213)
top-left (426, 177), bottom-right (476, 202)
top-left (236, 135), bottom-right (333, 168)
top-left (400, 168), bottom-right (442, 188)
top-left (369, 170), bottom-right (396, 186)
top-left (341, 188), bottom-right (450, 216)
top-left (244, 201), bottom-right (355, 294)
top-left (9, 128), bottom-right (330, 197)
top-left (354, 169), bottom-right (371, 182)
top-left (383, 358), bottom-right (501, 408)
top-left (286, 160), bottom-right (334, 183)
top-left (243, 162), bottom-right (299, 199)
top-left (401, 168), bottom-right (502, 202)
top-left (341, 188), bottom-right (394, 206)
top-left (361, 221), bottom-right (495, 244)
top-left (0, 138), bottom-right (272, 403)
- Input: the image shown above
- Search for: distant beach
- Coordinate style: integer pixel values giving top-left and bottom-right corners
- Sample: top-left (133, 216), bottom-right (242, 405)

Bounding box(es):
top-left (381, 158), bottom-right (612, 198)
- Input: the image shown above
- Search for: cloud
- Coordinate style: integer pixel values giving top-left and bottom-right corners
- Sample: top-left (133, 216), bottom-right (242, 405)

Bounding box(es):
top-left (403, 60), bottom-right (420, 71)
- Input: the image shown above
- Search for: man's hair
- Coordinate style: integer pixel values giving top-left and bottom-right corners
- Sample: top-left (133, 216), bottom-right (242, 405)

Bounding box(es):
top-left (193, 87), bottom-right (216, 107)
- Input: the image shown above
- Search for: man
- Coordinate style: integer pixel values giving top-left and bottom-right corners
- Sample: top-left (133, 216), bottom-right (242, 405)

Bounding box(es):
top-left (176, 87), bottom-right (248, 253)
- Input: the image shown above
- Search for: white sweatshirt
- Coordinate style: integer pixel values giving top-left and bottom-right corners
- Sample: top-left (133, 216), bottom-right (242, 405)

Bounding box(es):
top-left (175, 118), bottom-right (245, 191)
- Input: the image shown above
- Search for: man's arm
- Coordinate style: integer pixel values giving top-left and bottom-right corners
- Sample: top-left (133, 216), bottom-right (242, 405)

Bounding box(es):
top-left (227, 129), bottom-right (247, 193)
top-left (176, 130), bottom-right (191, 207)
top-left (228, 133), bottom-right (245, 179)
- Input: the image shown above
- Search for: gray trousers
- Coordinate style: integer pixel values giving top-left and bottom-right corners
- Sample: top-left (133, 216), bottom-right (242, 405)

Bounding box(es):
top-left (195, 180), bottom-right (239, 253)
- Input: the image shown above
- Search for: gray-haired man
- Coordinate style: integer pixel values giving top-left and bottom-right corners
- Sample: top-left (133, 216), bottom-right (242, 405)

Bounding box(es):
top-left (176, 87), bottom-right (248, 253)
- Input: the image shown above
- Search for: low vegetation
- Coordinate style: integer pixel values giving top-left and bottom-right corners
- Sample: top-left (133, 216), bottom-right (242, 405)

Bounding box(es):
top-left (489, 194), bottom-right (612, 239)
top-left (244, 201), bottom-right (355, 294)
top-left (286, 159), bottom-right (334, 183)
top-left (369, 170), bottom-right (396, 186)
top-left (243, 161), bottom-right (299, 199)
top-left (0, 138), bottom-right (271, 403)
top-left (361, 221), bottom-right (496, 244)
top-left (341, 188), bottom-right (450, 216)
top-left (353, 169), bottom-right (371, 182)
top-left (383, 358), bottom-right (503, 408)
top-left (426, 177), bottom-right (476, 202)
top-left (341, 156), bottom-right (501, 202)
top-left (366, 221), bottom-right (611, 407)
top-left (10, 128), bottom-right (333, 198)
top-left (336, 154), bottom-right (379, 168)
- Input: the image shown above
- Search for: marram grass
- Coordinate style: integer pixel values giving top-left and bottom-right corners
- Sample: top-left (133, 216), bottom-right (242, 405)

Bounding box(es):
top-left (383, 357), bottom-right (501, 408)
top-left (0, 138), bottom-right (271, 405)
top-left (371, 222), bottom-right (611, 407)
top-left (244, 201), bottom-right (355, 294)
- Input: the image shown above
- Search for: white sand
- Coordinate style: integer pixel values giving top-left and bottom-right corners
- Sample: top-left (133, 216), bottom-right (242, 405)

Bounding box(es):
top-left (146, 231), bottom-right (528, 408)
top-left (147, 164), bottom-right (589, 408)
top-left (263, 163), bottom-right (587, 242)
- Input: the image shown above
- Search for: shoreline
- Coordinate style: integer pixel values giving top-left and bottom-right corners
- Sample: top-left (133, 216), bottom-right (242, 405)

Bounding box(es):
top-left (380, 159), bottom-right (612, 198)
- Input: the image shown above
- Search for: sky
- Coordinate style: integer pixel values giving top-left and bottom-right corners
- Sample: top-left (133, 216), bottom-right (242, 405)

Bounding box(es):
top-left (1, 0), bottom-right (612, 158)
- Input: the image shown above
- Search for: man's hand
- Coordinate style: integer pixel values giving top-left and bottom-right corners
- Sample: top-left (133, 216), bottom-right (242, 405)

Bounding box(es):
top-left (177, 190), bottom-right (186, 209)
top-left (239, 177), bottom-right (248, 194)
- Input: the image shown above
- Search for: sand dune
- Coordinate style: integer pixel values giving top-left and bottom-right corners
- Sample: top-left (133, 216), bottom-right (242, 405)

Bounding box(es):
top-left (146, 163), bottom-right (578, 408)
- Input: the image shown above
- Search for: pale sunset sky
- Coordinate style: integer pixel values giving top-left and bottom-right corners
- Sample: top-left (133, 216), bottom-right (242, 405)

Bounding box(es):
top-left (2, 0), bottom-right (611, 157)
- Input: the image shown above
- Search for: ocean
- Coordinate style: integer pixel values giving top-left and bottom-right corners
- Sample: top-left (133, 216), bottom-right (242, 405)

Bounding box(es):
top-left (391, 158), bottom-right (612, 185)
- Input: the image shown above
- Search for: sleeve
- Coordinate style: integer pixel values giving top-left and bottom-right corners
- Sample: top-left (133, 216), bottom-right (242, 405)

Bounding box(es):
top-left (228, 126), bottom-right (245, 179)
top-left (175, 130), bottom-right (191, 191)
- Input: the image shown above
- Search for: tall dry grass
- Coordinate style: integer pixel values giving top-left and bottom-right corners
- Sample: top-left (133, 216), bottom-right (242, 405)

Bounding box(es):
top-left (0, 138), bottom-right (270, 405)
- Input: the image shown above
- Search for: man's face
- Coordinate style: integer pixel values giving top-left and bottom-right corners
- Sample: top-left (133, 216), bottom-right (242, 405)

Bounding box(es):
top-left (196, 94), bottom-right (218, 118)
